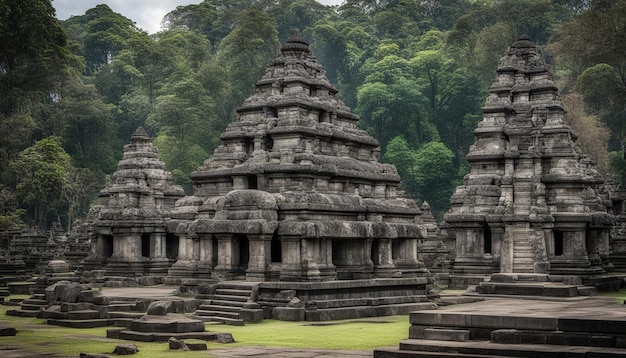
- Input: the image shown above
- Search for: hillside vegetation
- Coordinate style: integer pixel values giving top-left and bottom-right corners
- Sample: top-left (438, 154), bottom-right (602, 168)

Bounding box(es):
top-left (1, 0), bottom-right (624, 229)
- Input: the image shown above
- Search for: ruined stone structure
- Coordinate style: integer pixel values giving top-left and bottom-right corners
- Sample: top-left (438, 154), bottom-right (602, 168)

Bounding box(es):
top-left (610, 185), bottom-right (626, 270)
top-left (444, 35), bottom-right (615, 288)
top-left (83, 127), bottom-right (185, 282)
top-left (166, 30), bottom-right (429, 284)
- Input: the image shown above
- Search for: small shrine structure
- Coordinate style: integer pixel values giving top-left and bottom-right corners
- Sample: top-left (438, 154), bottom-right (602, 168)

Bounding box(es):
top-left (444, 35), bottom-right (615, 288)
top-left (83, 127), bottom-right (185, 283)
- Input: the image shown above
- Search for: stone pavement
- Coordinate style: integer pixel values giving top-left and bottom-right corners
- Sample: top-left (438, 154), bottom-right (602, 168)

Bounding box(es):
top-left (98, 286), bottom-right (626, 357)
top-left (205, 347), bottom-right (373, 357)
top-left (437, 294), bottom-right (626, 318)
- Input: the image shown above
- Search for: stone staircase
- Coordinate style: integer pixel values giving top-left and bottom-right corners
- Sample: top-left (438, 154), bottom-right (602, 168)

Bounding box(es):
top-left (6, 288), bottom-right (48, 318)
top-left (192, 282), bottom-right (258, 326)
top-left (476, 273), bottom-right (596, 297)
top-left (512, 233), bottom-right (535, 273)
top-left (375, 302), bottom-right (626, 357)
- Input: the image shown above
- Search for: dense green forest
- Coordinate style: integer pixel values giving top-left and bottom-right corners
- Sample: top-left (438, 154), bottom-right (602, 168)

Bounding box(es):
top-left (1, 0), bottom-right (625, 229)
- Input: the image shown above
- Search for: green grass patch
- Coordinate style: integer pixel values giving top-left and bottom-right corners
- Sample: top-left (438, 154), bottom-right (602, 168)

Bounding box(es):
top-left (599, 289), bottom-right (626, 303)
top-left (216, 316), bottom-right (409, 350)
top-left (0, 301), bottom-right (409, 356)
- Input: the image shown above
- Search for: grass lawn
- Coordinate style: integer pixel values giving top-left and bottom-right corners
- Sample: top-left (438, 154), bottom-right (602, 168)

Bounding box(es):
top-left (599, 289), bottom-right (626, 303)
top-left (0, 298), bottom-right (409, 357)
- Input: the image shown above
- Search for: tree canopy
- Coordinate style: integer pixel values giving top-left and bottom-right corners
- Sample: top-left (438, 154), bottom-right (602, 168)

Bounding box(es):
top-left (0, 0), bottom-right (620, 228)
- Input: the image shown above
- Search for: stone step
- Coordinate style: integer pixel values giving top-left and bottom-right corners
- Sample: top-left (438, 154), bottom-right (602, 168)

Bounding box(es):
top-left (212, 294), bottom-right (249, 303)
top-left (109, 329), bottom-right (221, 342)
top-left (207, 300), bottom-right (247, 310)
top-left (107, 303), bottom-right (137, 312)
top-left (490, 328), bottom-right (616, 347)
top-left (512, 252), bottom-right (535, 258)
top-left (423, 328), bottom-right (470, 342)
top-left (67, 310), bottom-right (100, 320)
top-left (20, 303), bottom-right (46, 311)
top-left (215, 288), bottom-right (252, 297)
top-left (374, 349), bottom-right (505, 357)
top-left (23, 298), bottom-right (47, 305)
top-left (5, 309), bottom-right (41, 318)
top-left (194, 309), bottom-right (240, 320)
top-left (313, 296), bottom-right (427, 309)
top-left (46, 318), bottom-right (112, 329)
top-left (380, 339), bottom-right (626, 358)
top-left (107, 311), bottom-right (145, 319)
top-left (31, 294), bottom-right (46, 300)
top-left (191, 316), bottom-right (245, 326)
top-left (308, 302), bottom-right (438, 321)
top-left (197, 304), bottom-right (241, 313)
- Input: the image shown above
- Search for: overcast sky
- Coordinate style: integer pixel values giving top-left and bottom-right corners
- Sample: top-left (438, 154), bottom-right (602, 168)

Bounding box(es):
top-left (53, 0), bottom-right (344, 34)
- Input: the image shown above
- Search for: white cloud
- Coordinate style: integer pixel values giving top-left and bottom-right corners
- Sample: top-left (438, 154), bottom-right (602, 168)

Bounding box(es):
top-left (53, 0), bottom-right (344, 34)
top-left (53, 0), bottom-right (202, 34)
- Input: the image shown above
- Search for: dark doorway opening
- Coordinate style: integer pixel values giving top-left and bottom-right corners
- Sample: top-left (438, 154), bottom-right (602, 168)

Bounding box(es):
top-left (103, 235), bottom-right (114, 258)
top-left (141, 234), bottom-right (150, 258)
top-left (554, 230), bottom-right (564, 256)
top-left (271, 233), bottom-right (282, 263)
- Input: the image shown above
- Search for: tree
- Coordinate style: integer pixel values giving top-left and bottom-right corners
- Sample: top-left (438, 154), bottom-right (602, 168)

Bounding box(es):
top-left (10, 137), bottom-right (72, 228)
top-left (0, 186), bottom-right (24, 230)
top-left (0, 0), bottom-right (74, 180)
top-left (216, 9), bottom-right (280, 101)
top-left (413, 141), bottom-right (457, 216)
top-left (550, 0), bottom-right (626, 151)
top-left (562, 92), bottom-right (610, 172)
top-left (80, 5), bottom-right (141, 74)
top-left (62, 167), bottom-right (98, 231)
top-left (382, 136), bottom-right (419, 195)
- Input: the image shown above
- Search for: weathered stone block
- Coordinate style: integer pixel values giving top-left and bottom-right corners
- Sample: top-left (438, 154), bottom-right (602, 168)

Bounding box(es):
top-left (147, 301), bottom-right (173, 316)
top-left (168, 337), bottom-right (187, 350)
top-left (113, 344), bottom-right (138, 355)
top-left (408, 325), bottom-right (427, 339)
top-left (490, 329), bottom-right (521, 344)
top-left (272, 307), bottom-right (305, 321)
top-left (215, 332), bottom-right (235, 344)
top-left (79, 353), bottom-right (110, 358)
top-left (0, 325), bottom-right (17, 336)
top-left (240, 308), bottom-right (264, 323)
top-left (423, 328), bottom-right (470, 342)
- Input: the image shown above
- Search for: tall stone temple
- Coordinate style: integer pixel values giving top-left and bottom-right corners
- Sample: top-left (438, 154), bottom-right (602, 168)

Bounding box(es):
top-left (84, 31), bottom-right (434, 318)
top-left (444, 35), bottom-right (615, 289)
top-left (83, 127), bottom-right (185, 283)
top-left (167, 30), bottom-right (429, 283)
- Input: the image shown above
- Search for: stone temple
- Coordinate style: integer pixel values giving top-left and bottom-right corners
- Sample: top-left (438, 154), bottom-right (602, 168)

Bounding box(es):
top-left (166, 30), bottom-right (429, 284)
top-left (84, 30), bottom-right (434, 320)
top-left (82, 127), bottom-right (185, 284)
top-left (443, 35), bottom-right (616, 290)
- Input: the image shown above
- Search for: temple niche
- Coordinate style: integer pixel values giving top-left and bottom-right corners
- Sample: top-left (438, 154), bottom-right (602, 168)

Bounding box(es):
top-left (83, 127), bottom-right (185, 284)
top-left (166, 30), bottom-right (430, 285)
top-left (444, 35), bottom-right (615, 289)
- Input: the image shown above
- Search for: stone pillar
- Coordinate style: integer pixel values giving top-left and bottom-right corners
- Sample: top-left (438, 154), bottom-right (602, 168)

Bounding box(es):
top-left (373, 238), bottom-right (395, 278)
top-left (247, 234), bottom-right (271, 281)
top-left (279, 236), bottom-right (304, 281)
top-left (213, 234), bottom-right (237, 279)
top-left (148, 232), bottom-right (169, 274)
top-left (167, 233), bottom-right (198, 280)
top-left (80, 232), bottom-right (106, 271)
top-left (196, 234), bottom-right (214, 278)
top-left (301, 238), bottom-right (322, 281)
top-left (105, 231), bottom-right (145, 277)
top-left (499, 227), bottom-right (514, 273)
top-left (317, 237), bottom-right (336, 280)
top-left (393, 237), bottom-right (425, 277)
